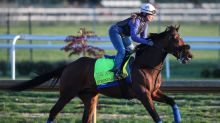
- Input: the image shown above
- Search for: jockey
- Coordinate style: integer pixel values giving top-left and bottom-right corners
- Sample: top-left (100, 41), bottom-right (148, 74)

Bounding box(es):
top-left (109, 3), bottom-right (156, 78)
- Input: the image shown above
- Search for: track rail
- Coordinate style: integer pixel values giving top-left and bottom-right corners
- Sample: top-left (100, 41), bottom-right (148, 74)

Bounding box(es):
top-left (0, 80), bottom-right (220, 93)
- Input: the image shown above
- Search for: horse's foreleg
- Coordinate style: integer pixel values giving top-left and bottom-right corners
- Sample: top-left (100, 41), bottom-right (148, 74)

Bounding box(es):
top-left (152, 89), bottom-right (175, 106)
top-left (152, 89), bottom-right (181, 123)
top-left (79, 93), bottom-right (99, 123)
top-left (136, 89), bottom-right (162, 123)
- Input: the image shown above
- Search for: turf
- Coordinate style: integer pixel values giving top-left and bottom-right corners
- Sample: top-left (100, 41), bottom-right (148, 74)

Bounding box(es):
top-left (0, 91), bottom-right (219, 123)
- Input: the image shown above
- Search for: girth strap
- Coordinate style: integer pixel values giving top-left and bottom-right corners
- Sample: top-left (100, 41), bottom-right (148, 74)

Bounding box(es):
top-left (119, 79), bottom-right (132, 99)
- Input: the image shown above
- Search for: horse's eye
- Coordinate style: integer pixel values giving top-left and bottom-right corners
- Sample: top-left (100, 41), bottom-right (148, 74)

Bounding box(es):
top-left (174, 38), bottom-right (179, 44)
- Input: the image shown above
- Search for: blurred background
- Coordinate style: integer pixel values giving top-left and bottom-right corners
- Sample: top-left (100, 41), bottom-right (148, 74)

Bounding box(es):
top-left (0, 0), bottom-right (220, 80)
top-left (0, 0), bottom-right (220, 123)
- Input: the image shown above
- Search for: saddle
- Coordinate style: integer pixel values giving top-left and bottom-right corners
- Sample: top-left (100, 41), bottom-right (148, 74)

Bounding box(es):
top-left (94, 55), bottom-right (134, 89)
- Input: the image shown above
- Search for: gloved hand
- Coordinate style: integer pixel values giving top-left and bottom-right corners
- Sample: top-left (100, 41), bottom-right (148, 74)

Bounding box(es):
top-left (126, 44), bottom-right (135, 55)
top-left (127, 43), bottom-right (135, 51)
top-left (146, 38), bottom-right (154, 46)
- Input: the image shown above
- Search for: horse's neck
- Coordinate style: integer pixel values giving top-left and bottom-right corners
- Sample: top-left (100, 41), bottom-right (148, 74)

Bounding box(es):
top-left (134, 47), bottom-right (167, 69)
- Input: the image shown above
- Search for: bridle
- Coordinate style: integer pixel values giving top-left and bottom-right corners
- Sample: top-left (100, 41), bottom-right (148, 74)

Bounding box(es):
top-left (130, 26), bottom-right (192, 90)
top-left (132, 29), bottom-right (190, 66)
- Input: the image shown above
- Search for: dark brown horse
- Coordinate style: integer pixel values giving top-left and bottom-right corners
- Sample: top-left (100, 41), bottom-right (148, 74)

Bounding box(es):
top-left (9, 25), bottom-right (193, 123)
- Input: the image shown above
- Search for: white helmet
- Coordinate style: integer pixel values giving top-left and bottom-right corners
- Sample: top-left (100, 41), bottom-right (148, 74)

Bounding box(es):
top-left (140, 3), bottom-right (156, 15)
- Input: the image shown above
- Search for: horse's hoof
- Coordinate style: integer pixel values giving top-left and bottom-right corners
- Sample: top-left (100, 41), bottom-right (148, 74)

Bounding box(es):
top-left (47, 120), bottom-right (53, 123)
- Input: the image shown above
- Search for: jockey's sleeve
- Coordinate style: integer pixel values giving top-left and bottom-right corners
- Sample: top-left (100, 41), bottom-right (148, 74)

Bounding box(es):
top-left (140, 23), bottom-right (148, 38)
top-left (128, 19), bottom-right (149, 44)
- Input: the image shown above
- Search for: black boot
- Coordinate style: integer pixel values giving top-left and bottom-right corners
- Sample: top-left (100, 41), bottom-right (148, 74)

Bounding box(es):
top-left (111, 51), bottom-right (132, 80)
top-left (110, 67), bottom-right (125, 80)
top-left (110, 68), bottom-right (120, 79)
top-left (115, 69), bottom-right (126, 80)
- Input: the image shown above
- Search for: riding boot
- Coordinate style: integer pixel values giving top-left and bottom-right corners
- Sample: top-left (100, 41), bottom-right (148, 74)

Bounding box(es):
top-left (110, 59), bottom-right (125, 80)
top-left (111, 51), bottom-right (132, 80)
top-left (110, 67), bottom-right (124, 80)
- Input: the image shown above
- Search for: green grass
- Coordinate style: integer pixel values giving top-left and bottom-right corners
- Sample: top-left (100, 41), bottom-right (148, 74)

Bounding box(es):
top-left (0, 91), bottom-right (219, 123)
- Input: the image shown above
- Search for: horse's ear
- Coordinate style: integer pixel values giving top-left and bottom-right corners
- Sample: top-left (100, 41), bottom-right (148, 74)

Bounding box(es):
top-left (165, 26), bottom-right (169, 32)
top-left (176, 25), bottom-right (180, 32)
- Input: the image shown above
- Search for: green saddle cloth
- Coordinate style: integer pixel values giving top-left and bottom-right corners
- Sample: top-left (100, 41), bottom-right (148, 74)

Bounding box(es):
top-left (94, 57), bottom-right (129, 86)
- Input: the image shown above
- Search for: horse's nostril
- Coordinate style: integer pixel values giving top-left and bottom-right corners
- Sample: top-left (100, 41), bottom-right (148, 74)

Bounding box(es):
top-left (183, 44), bottom-right (191, 50)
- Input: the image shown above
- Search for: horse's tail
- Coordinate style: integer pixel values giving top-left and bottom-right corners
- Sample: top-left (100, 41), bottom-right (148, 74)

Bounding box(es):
top-left (8, 65), bottom-right (66, 91)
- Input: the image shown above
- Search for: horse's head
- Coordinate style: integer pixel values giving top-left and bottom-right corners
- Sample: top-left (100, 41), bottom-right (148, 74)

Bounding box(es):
top-left (134, 25), bottom-right (193, 67)
top-left (150, 25), bottom-right (193, 64)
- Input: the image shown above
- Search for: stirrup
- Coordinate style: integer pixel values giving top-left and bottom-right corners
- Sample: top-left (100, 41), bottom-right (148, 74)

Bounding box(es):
top-left (115, 70), bottom-right (126, 80)
top-left (109, 68), bottom-right (122, 79)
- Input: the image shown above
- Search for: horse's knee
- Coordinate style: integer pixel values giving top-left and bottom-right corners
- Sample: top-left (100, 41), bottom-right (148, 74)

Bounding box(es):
top-left (166, 97), bottom-right (176, 107)
top-left (152, 90), bottom-right (176, 106)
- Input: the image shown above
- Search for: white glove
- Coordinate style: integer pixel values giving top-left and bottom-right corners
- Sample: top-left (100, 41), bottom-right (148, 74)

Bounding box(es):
top-left (127, 43), bottom-right (135, 51)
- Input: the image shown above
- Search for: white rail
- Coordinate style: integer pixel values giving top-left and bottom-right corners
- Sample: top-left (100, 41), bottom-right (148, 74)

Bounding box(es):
top-left (11, 35), bottom-right (21, 80)
top-left (0, 34), bottom-right (220, 80)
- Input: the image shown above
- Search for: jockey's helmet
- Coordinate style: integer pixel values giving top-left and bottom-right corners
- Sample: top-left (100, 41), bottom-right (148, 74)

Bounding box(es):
top-left (140, 3), bottom-right (156, 15)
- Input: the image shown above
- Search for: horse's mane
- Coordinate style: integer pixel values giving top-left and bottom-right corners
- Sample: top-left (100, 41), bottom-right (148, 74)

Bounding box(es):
top-left (135, 31), bottom-right (165, 51)
top-left (135, 25), bottom-right (178, 56)
top-left (135, 25), bottom-right (178, 49)
top-left (148, 25), bottom-right (178, 41)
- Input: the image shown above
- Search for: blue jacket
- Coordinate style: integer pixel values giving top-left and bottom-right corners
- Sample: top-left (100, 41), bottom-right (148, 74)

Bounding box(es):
top-left (116, 16), bottom-right (149, 44)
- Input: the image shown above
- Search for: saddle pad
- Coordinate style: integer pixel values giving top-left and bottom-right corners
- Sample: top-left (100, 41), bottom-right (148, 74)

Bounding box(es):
top-left (94, 57), bottom-right (129, 88)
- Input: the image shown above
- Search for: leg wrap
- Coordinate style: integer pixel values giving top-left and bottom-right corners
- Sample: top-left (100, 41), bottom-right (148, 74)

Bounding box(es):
top-left (156, 120), bottom-right (162, 123)
top-left (47, 120), bottom-right (53, 123)
top-left (172, 104), bottom-right (181, 123)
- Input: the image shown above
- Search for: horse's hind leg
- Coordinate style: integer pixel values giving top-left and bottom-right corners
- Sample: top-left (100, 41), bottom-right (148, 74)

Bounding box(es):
top-left (47, 93), bottom-right (76, 123)
top-left (152, 89), bottom-right (181, 123)
top-left (79, 93), bottom-right (99, 123)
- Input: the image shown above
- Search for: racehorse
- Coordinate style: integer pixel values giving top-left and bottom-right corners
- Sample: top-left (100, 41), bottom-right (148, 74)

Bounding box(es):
top-left (9, 25), bottom-right (193, 123)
